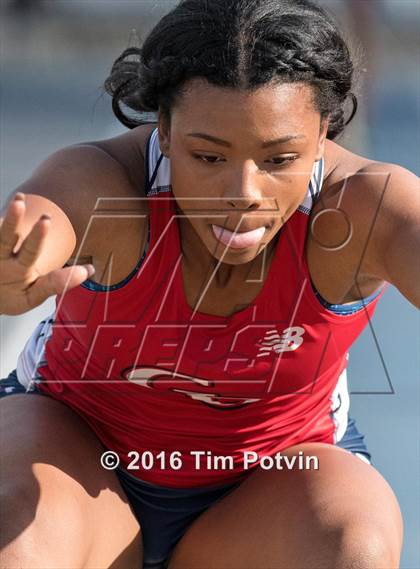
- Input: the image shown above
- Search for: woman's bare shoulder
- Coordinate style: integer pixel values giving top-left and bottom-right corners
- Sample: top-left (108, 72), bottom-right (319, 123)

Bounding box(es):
top-left (313, 138), bottom-right (418, 298)
top-left (323, 139), bottom-right (374, 186)
top-left (85, 123), bottom-right (157, 193)
top-left (5, 124), bottom-right (157, 266)
top-left (323, 139), bottom-right (417, 189)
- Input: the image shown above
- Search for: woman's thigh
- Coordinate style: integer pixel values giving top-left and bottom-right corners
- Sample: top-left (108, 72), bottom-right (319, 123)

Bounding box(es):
top-left (168, 443), bottom-right (403, 569)
top-left (0, 378), bottom-right (142, 569)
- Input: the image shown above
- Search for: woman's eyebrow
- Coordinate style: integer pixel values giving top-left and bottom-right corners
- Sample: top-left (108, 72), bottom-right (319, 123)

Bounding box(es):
top-left (186, 132), bottom-right (306, 147)
top-left (262, 134), bottom-right (307, 147)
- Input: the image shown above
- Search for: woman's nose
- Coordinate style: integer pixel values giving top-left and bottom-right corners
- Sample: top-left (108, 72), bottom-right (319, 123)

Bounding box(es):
top-left (224, 162), bottom-right (263, 210)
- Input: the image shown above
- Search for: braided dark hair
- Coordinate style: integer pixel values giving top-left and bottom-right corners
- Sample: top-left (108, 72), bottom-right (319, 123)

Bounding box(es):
top-left (105, 0), bottom-right (359, 140)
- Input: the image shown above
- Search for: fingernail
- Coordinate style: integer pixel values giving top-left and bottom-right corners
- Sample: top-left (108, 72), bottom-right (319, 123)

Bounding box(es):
top-left (14, 192), bottom-right (24, 201)
top-left (40, 214), bottom-right (51, 221)
top-left (85, 264), bottom-right (95, 277)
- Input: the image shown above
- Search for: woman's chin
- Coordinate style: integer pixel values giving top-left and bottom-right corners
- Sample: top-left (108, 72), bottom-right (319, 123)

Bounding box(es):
top-left (205, 235), bottom-right (274, 266)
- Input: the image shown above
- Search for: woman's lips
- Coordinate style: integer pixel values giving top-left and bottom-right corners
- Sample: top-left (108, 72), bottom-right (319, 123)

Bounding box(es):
top-left (211, 224), bottom-right (266, 249)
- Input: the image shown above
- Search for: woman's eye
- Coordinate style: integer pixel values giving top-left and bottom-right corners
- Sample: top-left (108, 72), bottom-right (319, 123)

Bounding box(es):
top-left (266, 156), bottom-right (298, 166)
top-left (192, 154), bottom-right (298, 167)
top-left (193, 154), bottom-right (224, 164)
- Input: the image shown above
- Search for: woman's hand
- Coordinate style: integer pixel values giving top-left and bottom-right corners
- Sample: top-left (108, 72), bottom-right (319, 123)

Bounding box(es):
top-left (0, 192), bottom-right (95, 316)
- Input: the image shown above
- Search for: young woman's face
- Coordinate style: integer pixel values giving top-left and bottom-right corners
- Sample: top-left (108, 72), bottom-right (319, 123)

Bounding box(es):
top-left (158, 79), bottom-right (328, 265)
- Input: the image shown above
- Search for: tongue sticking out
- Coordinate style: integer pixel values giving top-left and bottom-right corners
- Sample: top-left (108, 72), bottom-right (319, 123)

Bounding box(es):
top-left (212, 224), bottom-right (266, 249)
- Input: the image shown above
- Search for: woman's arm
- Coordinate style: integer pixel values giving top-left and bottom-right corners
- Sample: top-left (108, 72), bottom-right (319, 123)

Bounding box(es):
top-left (0, 143), bottom-right (140, 315)
top-left (359, 163), bottom-right (419, 309)
top-left (309, 158), bottom-right (419, 309)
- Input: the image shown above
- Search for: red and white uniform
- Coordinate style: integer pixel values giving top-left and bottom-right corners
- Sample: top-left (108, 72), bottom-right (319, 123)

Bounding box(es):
top-left (16, 129), bottom-right (386, 487)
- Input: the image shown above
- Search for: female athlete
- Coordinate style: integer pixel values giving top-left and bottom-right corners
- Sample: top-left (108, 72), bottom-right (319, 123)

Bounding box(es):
top-left (1, 1), bottom-right (418, 568)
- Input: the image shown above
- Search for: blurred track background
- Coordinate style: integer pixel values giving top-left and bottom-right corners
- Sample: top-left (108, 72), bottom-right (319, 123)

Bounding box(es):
top-left (1, 1), bottom-right (419, 566)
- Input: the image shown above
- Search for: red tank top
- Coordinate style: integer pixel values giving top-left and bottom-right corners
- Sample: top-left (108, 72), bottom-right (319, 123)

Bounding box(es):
top-left (35, 129), bottom-right (386, 487)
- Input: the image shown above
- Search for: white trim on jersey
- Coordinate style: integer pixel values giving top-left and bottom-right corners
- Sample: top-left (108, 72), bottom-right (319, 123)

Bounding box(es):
top-left (147, 129), bottom-right (172, 196)
top-left (297, 157), bottom-right (324, 214)
top-left (16, 313), bottom-right (55, 390)
top-left (329, 362), bottom-right (351, 443)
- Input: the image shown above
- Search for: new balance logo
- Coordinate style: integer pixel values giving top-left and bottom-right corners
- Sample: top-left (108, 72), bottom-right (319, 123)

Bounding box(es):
top-left (256, 326), bottom-right (305, 357)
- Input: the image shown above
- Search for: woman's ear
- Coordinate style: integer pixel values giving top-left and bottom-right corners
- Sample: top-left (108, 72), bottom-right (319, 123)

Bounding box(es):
top-left (158, 113), bottom-right (171, 158)
top-left (315, 117), bottom-right (329, 161)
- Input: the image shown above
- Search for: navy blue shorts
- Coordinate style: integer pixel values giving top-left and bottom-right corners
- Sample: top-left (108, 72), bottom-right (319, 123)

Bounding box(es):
top-left (1, 369), bottom-right (372, 568)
